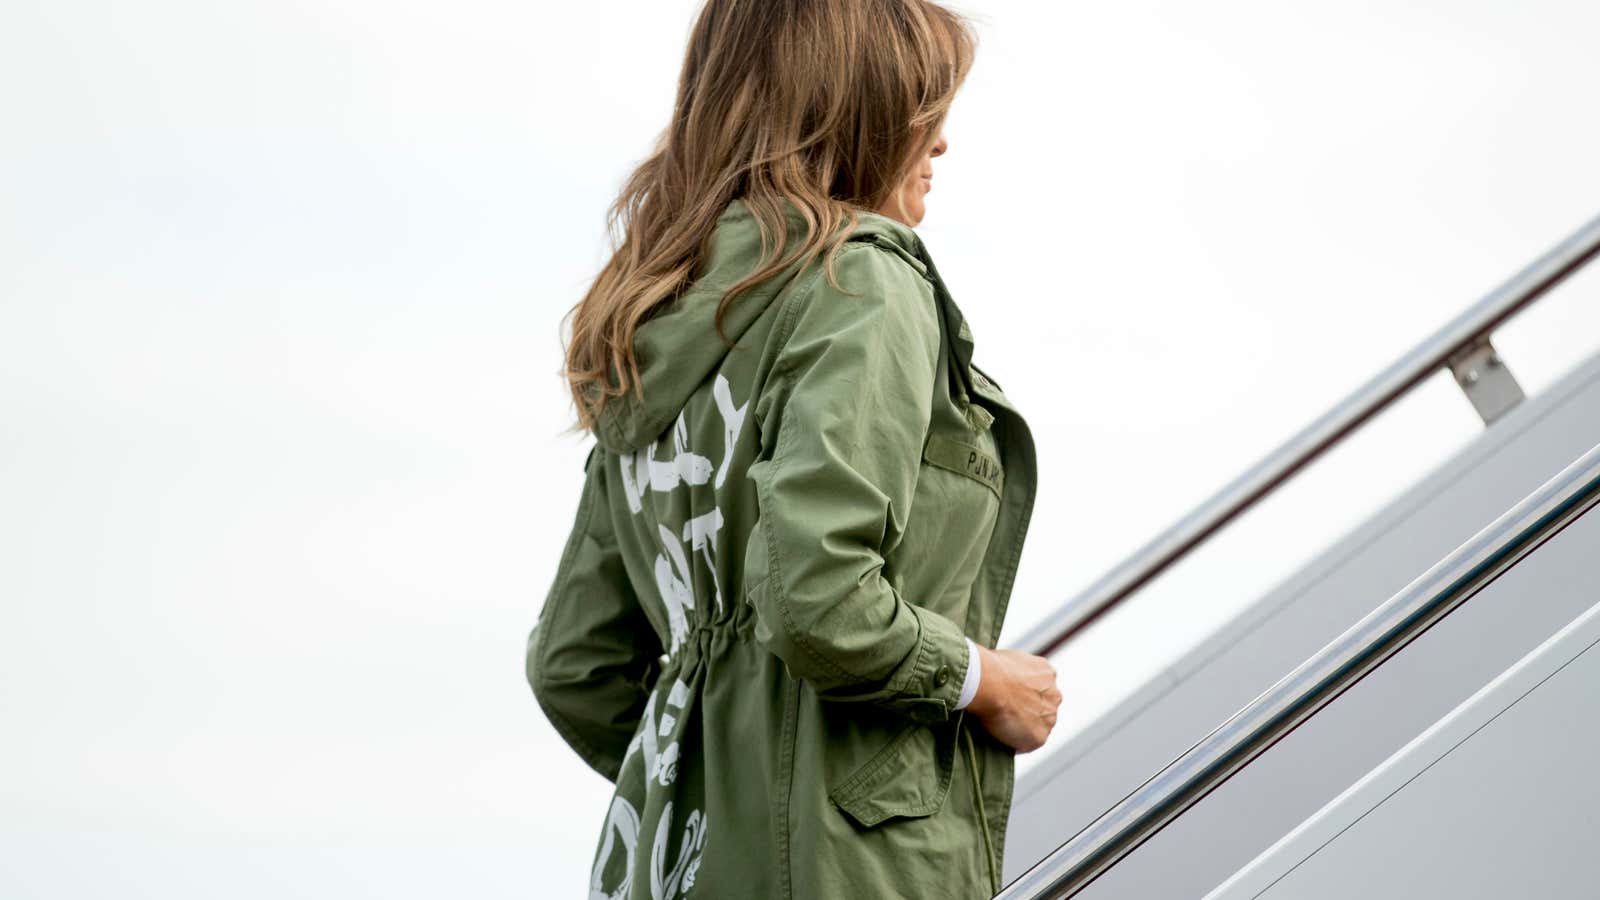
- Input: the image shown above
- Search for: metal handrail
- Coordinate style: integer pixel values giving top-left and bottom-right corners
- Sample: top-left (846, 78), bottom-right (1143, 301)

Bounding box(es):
top-left (1011, 211), bottom-right (1600, 658)
top-left (997, 440), bottom-right (1600, 899)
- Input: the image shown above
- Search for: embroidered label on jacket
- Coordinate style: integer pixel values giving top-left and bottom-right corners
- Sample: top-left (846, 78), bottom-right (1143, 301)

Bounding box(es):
top-left (922, 433), bottom-right (1004, 498)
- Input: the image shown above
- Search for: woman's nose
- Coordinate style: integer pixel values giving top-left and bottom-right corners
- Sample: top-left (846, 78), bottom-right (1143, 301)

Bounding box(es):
top-left (930, 132), bottom-right (948, 158)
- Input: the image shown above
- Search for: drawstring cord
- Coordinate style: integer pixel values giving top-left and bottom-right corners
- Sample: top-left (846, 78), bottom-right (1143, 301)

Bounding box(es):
top-left (961, 717), bottom-right (999, 896)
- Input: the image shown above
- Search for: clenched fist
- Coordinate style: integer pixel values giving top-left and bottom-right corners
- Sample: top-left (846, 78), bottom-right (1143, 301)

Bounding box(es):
top-left (964, 645), bottom-right (1062, 753)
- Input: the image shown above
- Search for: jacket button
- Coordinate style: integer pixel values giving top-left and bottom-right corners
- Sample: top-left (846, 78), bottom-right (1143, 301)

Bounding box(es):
top-left (934, 665), bottom-right (951, 687)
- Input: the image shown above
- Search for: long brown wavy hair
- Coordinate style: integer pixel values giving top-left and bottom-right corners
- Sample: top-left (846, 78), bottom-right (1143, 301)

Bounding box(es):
top-left (562, 0), bottom-right (977, 434)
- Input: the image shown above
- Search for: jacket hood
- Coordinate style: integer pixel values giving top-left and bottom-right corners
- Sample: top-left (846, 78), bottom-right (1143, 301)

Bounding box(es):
top-left (591, 197), bottom-right (928, 454)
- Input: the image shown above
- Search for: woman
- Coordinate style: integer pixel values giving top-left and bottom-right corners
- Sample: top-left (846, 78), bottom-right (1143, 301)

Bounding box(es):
top-left (526, 1), bottom-right (1062, 897)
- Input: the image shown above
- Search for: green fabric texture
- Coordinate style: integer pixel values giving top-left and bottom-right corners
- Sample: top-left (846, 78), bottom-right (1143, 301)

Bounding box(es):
top-left (527, 197), bottom-right (1038, 899)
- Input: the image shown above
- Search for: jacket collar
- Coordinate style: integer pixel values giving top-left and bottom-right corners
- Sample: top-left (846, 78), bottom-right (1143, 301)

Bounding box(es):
top-left (724, 196), bottom-right (985, 409)
top-left (589, 196), bottom-right (981, 452)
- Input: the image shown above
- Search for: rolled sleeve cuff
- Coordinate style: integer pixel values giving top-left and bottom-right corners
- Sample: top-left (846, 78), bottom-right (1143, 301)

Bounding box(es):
top-left (894, 606), bottom-right (972, 723)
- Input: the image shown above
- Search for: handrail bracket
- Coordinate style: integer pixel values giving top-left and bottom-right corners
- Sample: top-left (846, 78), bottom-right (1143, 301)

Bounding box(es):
top-left (1447, 336), bottom-right (1525, 426)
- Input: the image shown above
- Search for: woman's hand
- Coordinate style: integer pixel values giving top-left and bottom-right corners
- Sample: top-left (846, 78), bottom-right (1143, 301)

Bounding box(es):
top-left (964, 645), bottom-right (1061, 753)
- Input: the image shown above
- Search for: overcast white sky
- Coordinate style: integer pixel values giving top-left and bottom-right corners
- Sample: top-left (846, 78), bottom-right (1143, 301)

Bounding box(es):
top-left (3, 0), bottom-right (1599, 896)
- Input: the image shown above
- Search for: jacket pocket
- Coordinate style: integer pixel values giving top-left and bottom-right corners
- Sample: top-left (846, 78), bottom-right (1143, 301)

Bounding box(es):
top-left (827, 716), bottom-right (959, 828)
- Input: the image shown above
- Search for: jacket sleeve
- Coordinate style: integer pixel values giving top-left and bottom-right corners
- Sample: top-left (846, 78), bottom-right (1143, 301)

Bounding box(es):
top-left (526, 446), bottom-right (661, 782)
top-left (744, 242), bottom-right (973, 725)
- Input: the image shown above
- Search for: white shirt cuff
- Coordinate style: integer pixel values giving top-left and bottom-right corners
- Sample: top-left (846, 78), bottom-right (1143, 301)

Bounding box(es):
top-left (954, 637), bottom-right (982, 710)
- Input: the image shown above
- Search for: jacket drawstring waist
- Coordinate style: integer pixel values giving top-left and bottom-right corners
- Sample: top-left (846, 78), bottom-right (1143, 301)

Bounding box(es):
top-left (959, 713), bottom-right (1000, 895)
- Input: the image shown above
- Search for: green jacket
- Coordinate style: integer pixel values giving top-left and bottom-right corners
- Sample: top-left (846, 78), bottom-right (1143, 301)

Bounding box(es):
top-left (527, 197), bottom-right (1038, 899)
